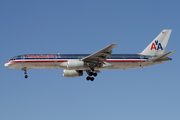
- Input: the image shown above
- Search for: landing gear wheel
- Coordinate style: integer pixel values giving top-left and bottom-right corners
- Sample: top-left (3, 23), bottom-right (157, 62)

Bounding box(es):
top-left (90, 77), bottom-right (94, 81)
top-left (89, 72), bottom-right (93, 76)
top-left (86, 76), bottom-right (94, 81)
top-left (25, 75), bottom-right (28, 79)
top-left (93, 73), bottom-right (97, 77)
top-left (89, 72), bottom-right (98, 77)
top-left (86, 76), bottom-right (90, 81)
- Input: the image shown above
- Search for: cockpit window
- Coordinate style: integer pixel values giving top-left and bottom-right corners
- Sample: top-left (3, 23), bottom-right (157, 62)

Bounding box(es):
top-left (10, 58), bottom-right (16, 61)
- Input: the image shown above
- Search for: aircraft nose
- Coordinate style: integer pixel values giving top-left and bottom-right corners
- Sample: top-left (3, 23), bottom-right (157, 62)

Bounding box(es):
top-left (4, 63), bottom-right (9, 67)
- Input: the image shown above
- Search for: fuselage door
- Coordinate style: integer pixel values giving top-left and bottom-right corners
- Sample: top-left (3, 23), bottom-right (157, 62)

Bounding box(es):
top-left (22, 56), bottom-right (25, 63)
top-left (139, 55), bottom-right (144, 67)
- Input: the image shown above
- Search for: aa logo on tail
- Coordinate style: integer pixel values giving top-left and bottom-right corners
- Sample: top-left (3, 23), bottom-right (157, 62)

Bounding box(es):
top-left (151, 40), bottom-right (163, 50)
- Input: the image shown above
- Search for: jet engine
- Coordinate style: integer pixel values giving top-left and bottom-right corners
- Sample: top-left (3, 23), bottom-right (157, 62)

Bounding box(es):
top-left (63, 69), bottom-right (83, 78)
top-left (67, 60), bottom-right (85, 69)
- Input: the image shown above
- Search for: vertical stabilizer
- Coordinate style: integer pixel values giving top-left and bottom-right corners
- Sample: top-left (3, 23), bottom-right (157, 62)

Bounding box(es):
top-left (140, 29), bottom-right (172, 56)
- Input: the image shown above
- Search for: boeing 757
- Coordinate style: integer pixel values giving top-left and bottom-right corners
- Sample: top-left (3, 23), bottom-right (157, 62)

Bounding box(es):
top-left (4, 29), bottom-right (174, 81)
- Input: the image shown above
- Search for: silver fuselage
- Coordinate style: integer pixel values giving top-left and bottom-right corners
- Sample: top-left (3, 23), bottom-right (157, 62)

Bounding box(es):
top-left (4, 54), bottom-right (171, 70)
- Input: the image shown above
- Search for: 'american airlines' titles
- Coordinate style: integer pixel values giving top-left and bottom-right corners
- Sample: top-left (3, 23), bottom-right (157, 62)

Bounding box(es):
top-left (27, 55), bottom-right (54, 58)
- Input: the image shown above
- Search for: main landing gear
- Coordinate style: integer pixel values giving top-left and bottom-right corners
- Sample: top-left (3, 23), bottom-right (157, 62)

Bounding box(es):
top-left (22, 68), bottom-right (28, 79)
top-left (86, 64), bottom-right (99, 81)
top-left (86, 71), bottom-right (98, 81)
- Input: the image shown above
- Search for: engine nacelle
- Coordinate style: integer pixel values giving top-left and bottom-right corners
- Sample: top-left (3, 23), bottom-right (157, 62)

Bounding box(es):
top-left (63, 69), bottom-right (83, 78)
top-left (67, 60), bottom-right (85, 69)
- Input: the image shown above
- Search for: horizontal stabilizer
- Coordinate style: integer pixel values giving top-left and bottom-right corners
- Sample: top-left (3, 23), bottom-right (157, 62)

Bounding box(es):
top-left (151, 51), bottom-right (174, 61)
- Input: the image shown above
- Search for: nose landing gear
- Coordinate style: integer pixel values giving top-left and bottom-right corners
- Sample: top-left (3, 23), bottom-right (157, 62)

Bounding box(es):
top-left (22, 68), bottom-right (28, 79)
top-left (25, 74), bottom-right (28, 79)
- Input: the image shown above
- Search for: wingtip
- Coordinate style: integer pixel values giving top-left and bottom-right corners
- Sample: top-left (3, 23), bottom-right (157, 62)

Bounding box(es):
top-left (111, 43), bottom-right (118, 45)
top-left (170, 51), bottom-right (175, 54)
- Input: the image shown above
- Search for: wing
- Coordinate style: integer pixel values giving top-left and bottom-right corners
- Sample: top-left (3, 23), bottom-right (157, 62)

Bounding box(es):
top-left (82, 43), bottom-right (117, 64)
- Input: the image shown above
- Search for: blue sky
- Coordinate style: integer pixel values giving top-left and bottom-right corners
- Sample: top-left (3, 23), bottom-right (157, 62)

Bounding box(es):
top-left (0, 0), bottom-right (179, 120)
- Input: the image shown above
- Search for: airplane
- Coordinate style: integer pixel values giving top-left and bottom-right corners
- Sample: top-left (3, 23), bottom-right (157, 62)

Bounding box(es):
top-left (4, 29), bottom-right (174, 81)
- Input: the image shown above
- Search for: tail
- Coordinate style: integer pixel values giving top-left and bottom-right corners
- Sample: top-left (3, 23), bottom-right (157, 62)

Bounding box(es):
top-left (140, 29), bottom-right (172, 56)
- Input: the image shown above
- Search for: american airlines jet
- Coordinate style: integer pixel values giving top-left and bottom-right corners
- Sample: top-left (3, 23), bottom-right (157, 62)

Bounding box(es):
top-left (5, 29), bottom-right (174, 81)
